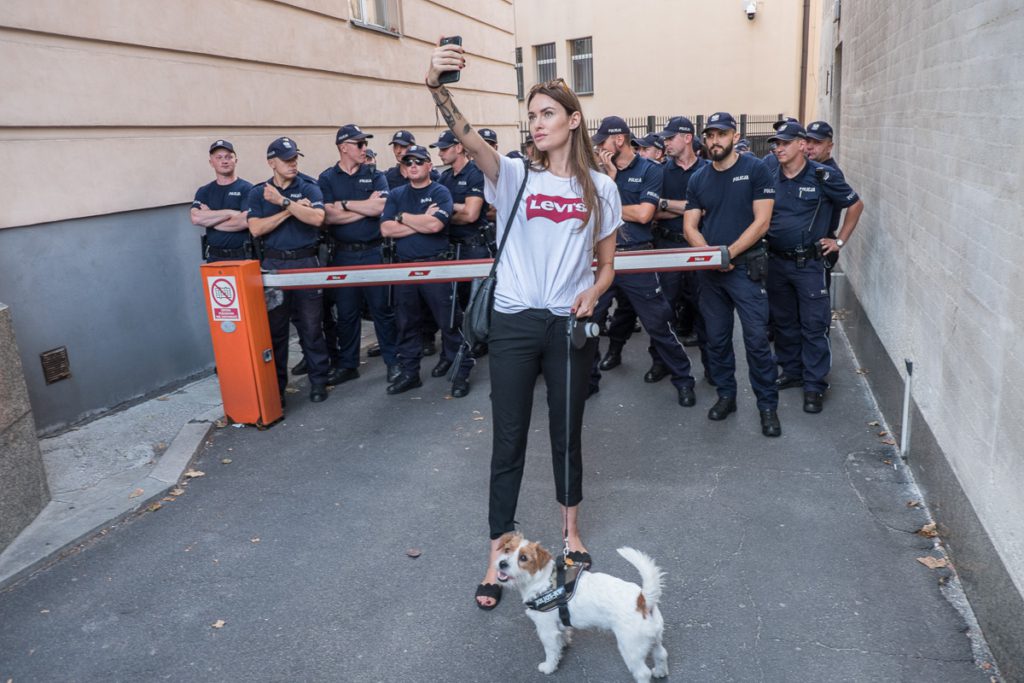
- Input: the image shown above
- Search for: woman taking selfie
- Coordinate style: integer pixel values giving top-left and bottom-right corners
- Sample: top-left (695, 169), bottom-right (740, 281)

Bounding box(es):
top-left (425, 41), bottom-right (622, 610)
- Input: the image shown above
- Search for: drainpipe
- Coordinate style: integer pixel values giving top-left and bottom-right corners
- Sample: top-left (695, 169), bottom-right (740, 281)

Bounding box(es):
top-left (799, 0), bottom-right (810, 122)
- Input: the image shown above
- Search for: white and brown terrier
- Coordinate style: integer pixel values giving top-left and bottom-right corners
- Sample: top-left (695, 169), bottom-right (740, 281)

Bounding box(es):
top-left (495, 532), bottom-right (668, 682)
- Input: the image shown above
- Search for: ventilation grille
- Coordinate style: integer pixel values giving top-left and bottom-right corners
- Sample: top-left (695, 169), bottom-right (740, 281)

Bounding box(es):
top-left (40, 347), bottom-right (71, 384)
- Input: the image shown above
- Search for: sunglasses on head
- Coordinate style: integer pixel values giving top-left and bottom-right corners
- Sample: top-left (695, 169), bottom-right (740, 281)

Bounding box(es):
top-left (345, 140), bottom-right (368, 148)
top-left (402, 158), bottom-right (428, 166)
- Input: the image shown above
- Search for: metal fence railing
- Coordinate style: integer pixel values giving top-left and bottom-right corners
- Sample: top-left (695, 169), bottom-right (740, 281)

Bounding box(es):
top-left (520, 113), bottom-right (787, 158)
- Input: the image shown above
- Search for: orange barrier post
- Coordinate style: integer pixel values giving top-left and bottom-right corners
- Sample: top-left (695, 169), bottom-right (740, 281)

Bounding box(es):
top-left (200, 260), bottom-right (283, 428)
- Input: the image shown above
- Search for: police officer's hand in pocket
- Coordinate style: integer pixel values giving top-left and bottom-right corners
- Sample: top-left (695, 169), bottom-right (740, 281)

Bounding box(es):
top-left (427, 39), bottom-right (465, 87)
top-left (571, 287), bottom-right (601, 318)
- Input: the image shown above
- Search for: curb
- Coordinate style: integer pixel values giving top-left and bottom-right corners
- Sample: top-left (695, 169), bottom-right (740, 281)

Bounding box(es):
top-left (0, 407), bottom-right (221, 591)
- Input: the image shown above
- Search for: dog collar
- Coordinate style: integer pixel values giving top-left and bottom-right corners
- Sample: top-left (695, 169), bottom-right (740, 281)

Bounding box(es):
top-left (525, 557), bottom-right (584, 627)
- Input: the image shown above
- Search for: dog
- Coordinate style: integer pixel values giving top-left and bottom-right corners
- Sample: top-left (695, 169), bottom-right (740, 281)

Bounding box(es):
top-left (495, 532), bottom-right (668, 682)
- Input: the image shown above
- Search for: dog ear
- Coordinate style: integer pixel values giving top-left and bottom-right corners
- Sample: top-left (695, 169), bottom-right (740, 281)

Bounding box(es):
top-left (497, 532), bottom-right (522, 554)
top-left (522, 542), bottom-right (552, 574)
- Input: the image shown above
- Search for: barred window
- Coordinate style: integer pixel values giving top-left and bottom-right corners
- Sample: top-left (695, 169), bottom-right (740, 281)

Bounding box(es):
top-left (350, 0), bottom-right (401, 36)
top-left (515, 47), bottom-right (524, 101)
top-left (570, 37), bottom-right (593, 95)
top-left (535, 43), bottom-right (557, 83)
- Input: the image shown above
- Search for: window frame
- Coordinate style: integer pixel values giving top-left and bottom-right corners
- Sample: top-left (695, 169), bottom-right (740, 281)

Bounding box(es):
top-left (515, 47), bottom-right (524, 101)
top-left (350, 0), bottom-right (402, 37)
top-left (534, 42), bottom-right (557, 83)
top-left (569, 37), bottom-right (593, 96)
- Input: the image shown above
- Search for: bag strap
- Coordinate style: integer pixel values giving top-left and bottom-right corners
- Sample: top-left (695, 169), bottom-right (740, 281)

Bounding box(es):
top-left (488, 158), bottom-right (530, 278)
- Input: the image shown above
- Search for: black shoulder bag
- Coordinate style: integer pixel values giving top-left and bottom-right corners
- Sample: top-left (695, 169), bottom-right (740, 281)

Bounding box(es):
top-left (460, 159), bottom-right (530, 348)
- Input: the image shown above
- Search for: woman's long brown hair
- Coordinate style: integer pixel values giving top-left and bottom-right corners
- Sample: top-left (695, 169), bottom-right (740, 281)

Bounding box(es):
top-left (526, 79), bottom-right (605, 249)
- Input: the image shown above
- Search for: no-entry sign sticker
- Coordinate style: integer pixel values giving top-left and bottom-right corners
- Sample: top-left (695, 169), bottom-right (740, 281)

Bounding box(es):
top-left (208, 276), bottom-right (241, 321)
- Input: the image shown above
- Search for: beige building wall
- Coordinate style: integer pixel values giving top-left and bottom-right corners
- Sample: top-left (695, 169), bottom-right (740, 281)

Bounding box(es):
top-left (513, 0), bottom-right (809, 123)
top-left (0, 0), bottom-right (520, 230)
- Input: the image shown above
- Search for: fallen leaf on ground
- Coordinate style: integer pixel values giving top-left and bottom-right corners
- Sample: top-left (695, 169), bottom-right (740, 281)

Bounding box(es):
top-left (881, 438), bottom-right (897, 446)
top-left (153, 442), bottom-right (168, 454)
top-left (129, 488), bottom-right (144, 499)
top-left (170, 487), bottom-right (185, 496)
top-left (907, 500), bottom-right (922, 508)
top-left (162, 497), bottom-right (176, 503)
top-left (251, 537), bottom-right (260, 543)
top-left (40, 609), bottom-right (50, 614)
top-left (878, 430), bottom-right (888, 437)
top-left (918, 522), bottom-right (938, 537)
top-left (221, 458), bottom-right (232, 464)
top-left (868, 420), bottom-right (880, 426)
top-left (156, 396), bottom-right (170, 401)
top-left (916, 556), bottom-right (947, 569)
top-left (473, 416), bottom-right (485, 421)
top-left (285, 387), bottom-right (299, 394)
top-left (212, 619), bottom-right (226, 629)
top-left (856, 367), bottom-right (870, 375)
top-left (214, 419), bottom-right (228, 428)
top-left (184, 469), bottom-right (206, 479)
top-left (883, 459), bottom-right (892, 465)
top-left (146, 502), bottom-right (162, 512)
top-left (406, 548), bottom-right (422, 558)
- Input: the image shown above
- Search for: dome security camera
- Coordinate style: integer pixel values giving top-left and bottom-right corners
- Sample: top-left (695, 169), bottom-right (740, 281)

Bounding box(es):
top-left (745, 1), bottom-right (757, 19)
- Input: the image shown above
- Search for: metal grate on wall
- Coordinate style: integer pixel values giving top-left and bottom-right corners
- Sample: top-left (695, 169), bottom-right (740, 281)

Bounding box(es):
top-left (40, 346), bottom-right (71, 384)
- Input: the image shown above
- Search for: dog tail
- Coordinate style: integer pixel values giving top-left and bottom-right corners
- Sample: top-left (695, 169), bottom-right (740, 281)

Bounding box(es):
top-left (617, 547), bottom-right (665, 608)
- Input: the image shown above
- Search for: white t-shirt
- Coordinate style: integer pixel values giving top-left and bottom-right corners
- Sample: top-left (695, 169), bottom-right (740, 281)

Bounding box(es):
top-left (484, 154), bottom-right (621, 316)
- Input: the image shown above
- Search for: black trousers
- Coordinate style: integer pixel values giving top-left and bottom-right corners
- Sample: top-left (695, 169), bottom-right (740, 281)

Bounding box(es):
top-left (488, 309), bottom-right (596, 540)
top-left (263, 255), bottom-right (330, 393)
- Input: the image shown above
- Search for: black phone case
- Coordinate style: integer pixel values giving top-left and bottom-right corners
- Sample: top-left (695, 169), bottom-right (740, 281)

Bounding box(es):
top-left (438, 36), bottom-right (462, 84)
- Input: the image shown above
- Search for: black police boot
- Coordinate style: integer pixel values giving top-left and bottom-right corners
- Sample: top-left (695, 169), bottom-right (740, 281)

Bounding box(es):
top-left (644, 362), bottom-right (669, 383)
top-left (586, 384), bottom-right (600, 400)
top-left (681, 332), bottom-right (700, 347)
top-left (387, 374), bottom-right (422, 395)
top-left (775, 374), bottom-right (802, 390)
top-left (309, 383), bottom-right (328, 403)
top-left (367, 342), bottom-right (382, 358)
top-left (386, 364), bottom-right (402, 383)
top-left (327, 367), bottom-right (359, 386)
top-left (451, 377), bottom-right (471, 398)
top-left (598, 342), bottom-right (624, 371)
top-left (677, 386), bottom-right (696, 407)
top-left (422, 336), bottom-right (438, 357)
top-left (803, 391), bottom-right (824, 414)
top-left (707, 396), bottom-right (737, 421)
top-left (431, 357), bottom-right (453, 378)
top-left (471, 342), bottom-right (488, 358)
top-left (291, 358), bottom-right (309, 375)
top-left (760, 409), bottom-right (782, 437)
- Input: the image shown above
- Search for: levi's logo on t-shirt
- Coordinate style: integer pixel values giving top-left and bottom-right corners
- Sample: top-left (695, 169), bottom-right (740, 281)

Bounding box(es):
top-left (525, 194), bottom-right (588, 223)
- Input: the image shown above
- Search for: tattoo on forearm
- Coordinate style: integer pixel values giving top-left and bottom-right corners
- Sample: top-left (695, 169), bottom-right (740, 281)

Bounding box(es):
top-left (431, 85), bottom-right (470, 137)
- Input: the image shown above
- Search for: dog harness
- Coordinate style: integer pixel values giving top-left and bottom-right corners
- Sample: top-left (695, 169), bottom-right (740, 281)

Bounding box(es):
top-left (525, 557), bottom-right (585, 627)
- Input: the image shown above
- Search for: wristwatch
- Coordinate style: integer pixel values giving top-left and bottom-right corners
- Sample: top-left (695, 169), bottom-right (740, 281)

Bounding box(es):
top-left (281, 198), bottom-right (291, 208)
top-left (835, 238), bottom-right (845, 248)
top-left (341, 200), bottom-right (349, 211)
top-left (659, 199), bottom-right (669, 211)
top-left (396, 212), bottom-right (404, 224)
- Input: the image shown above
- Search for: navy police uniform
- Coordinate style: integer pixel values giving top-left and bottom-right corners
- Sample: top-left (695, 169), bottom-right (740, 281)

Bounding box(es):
top-left (193, 140), bottom-right (254, 262)
top-left (318, 125), bottom-right (399, 374)
top-left (245, 137), bottom-right (331, 395)
top-left (765, 133), bottom-right (859, 395)
top-left (385, 130), bottom-right (440, 190)
top-left (381, 163), bottom-right (473, 383)
top-left (590, 117), bottom-right (694, 396)
top-left (686, 121), bottom-right (778, 412)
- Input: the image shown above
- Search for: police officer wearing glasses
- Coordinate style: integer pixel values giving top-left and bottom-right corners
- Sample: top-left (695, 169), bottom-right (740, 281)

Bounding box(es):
top-left (246, 137), bottom-right (331, 404)
top-left (380, 145), bottom-right (474, 397)
top-left (765, 122), bottom-right (864, 413)
top-left (319, 124), bottom-right (401, 386)
top-left (190, 140), bottom-right (254, 262)
top-left (684, 112), bottom-right (780, 436)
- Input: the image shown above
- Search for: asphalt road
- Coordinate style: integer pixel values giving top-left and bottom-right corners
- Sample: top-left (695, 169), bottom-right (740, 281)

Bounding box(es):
top-left (0, 324), bottom-right (994, 682)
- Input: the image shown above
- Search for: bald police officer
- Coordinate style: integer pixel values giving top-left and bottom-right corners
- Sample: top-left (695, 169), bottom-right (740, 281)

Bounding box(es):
top-left (190, 140), bottom-right (253, 262)
top-left (766, 122), bottom-right (864, 412)
top-left (684, 112), bottom-right (780, 436)
top-left (246, 137), bottom-right (332, 404)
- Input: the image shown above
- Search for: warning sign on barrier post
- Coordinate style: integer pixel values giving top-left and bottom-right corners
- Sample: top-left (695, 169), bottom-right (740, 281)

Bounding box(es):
top-left (208, 276), bottom-right (241, 321)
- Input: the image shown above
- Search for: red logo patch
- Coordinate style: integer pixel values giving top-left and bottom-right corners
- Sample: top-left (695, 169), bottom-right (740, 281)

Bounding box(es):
top-left (686, 255), bottom-right (711, 263)
top-left (525, 194), bottom-right (588, 223)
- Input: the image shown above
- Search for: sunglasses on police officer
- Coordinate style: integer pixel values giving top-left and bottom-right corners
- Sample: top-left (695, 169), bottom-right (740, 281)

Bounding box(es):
top-left (344, 140), bottom-right (368, 149)
top-left (401, 158), bottom-right (428, 166)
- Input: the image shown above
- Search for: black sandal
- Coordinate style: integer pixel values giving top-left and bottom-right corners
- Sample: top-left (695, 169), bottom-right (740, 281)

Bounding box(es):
top-left (475, 582), bottom-right (502, 610)
top-left (565, 551), bottom-right (593, 569)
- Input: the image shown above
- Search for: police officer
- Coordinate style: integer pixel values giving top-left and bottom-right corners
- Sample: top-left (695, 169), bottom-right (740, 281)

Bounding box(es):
top-left (431, 130), bottom-right (489, 340)
top-left (684, 112), bottom-right (780, 436)
top-left (478, 128), bottom-right (499, 151)
top-left (478, 129), bottom-right (500, 227)
top-left (380, 145), bottom-right (474, 397)
top-left (637, 133), bottom-right (666, 163)
top-left (246, 137), bottom-right (332, 404)
top-left (364, 147), bottom-right (378, 173)
top-left (590, 116), bottom-right (696, 406)
top-left (190, 140), bottom-right (254, 261)
top-left (319, 124), bottom-right (401, 385)
top-left (385, 130), bottom-right (440, 190)
top-left (765, 122), bottom-right (864, 413)
top-left (524, 132), bottom-right (536, 159)
top-left (762, 117), bottom-right (799, 172)
top-left (804, 121), bottom-right (846, 287)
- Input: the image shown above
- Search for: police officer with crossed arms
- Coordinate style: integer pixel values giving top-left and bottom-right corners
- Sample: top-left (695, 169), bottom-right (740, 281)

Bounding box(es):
top-left (190, 140), bottom-right (253, 262)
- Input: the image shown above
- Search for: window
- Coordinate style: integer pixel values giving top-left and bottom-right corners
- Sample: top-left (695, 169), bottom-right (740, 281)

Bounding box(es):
top-left (350, 0), bottom-right (401, 36)
top-left (535, 43), bottom-right (556, 83)
top-left (570, 37), bottom-right (593, 95)
top-left (515, 47), bottom-right (524, 101)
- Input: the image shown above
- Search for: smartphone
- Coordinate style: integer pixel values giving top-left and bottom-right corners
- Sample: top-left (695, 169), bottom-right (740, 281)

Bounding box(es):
top-left (438, 36), bottom-right (462, 85)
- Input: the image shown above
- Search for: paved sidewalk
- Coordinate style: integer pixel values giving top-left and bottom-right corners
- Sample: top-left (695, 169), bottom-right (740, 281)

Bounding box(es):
top-left (0, 322), bottom-right (1003, 682)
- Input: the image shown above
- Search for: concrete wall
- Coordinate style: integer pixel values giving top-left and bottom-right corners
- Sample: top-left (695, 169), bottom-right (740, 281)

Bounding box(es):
top-left (814, 1), bottom-right (1024, 676)
top-left (0, 304), bottom-right (50, 552)
top-left (513, 0), bottom-right (808, 120)
top-left (0, 208), bottom-right (213, 433)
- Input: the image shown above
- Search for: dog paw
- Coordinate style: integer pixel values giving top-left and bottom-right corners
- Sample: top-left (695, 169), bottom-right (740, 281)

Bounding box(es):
top-left (537, 661), bottom-right (559, 675)
top-left (652, 664), bottom-right (669, 678)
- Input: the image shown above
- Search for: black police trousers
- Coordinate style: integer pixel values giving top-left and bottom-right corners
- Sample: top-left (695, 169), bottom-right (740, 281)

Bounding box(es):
top-left (263, 256), bottom-right (330, 393)
top-left (488, 309), bottom-right (596, 540)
